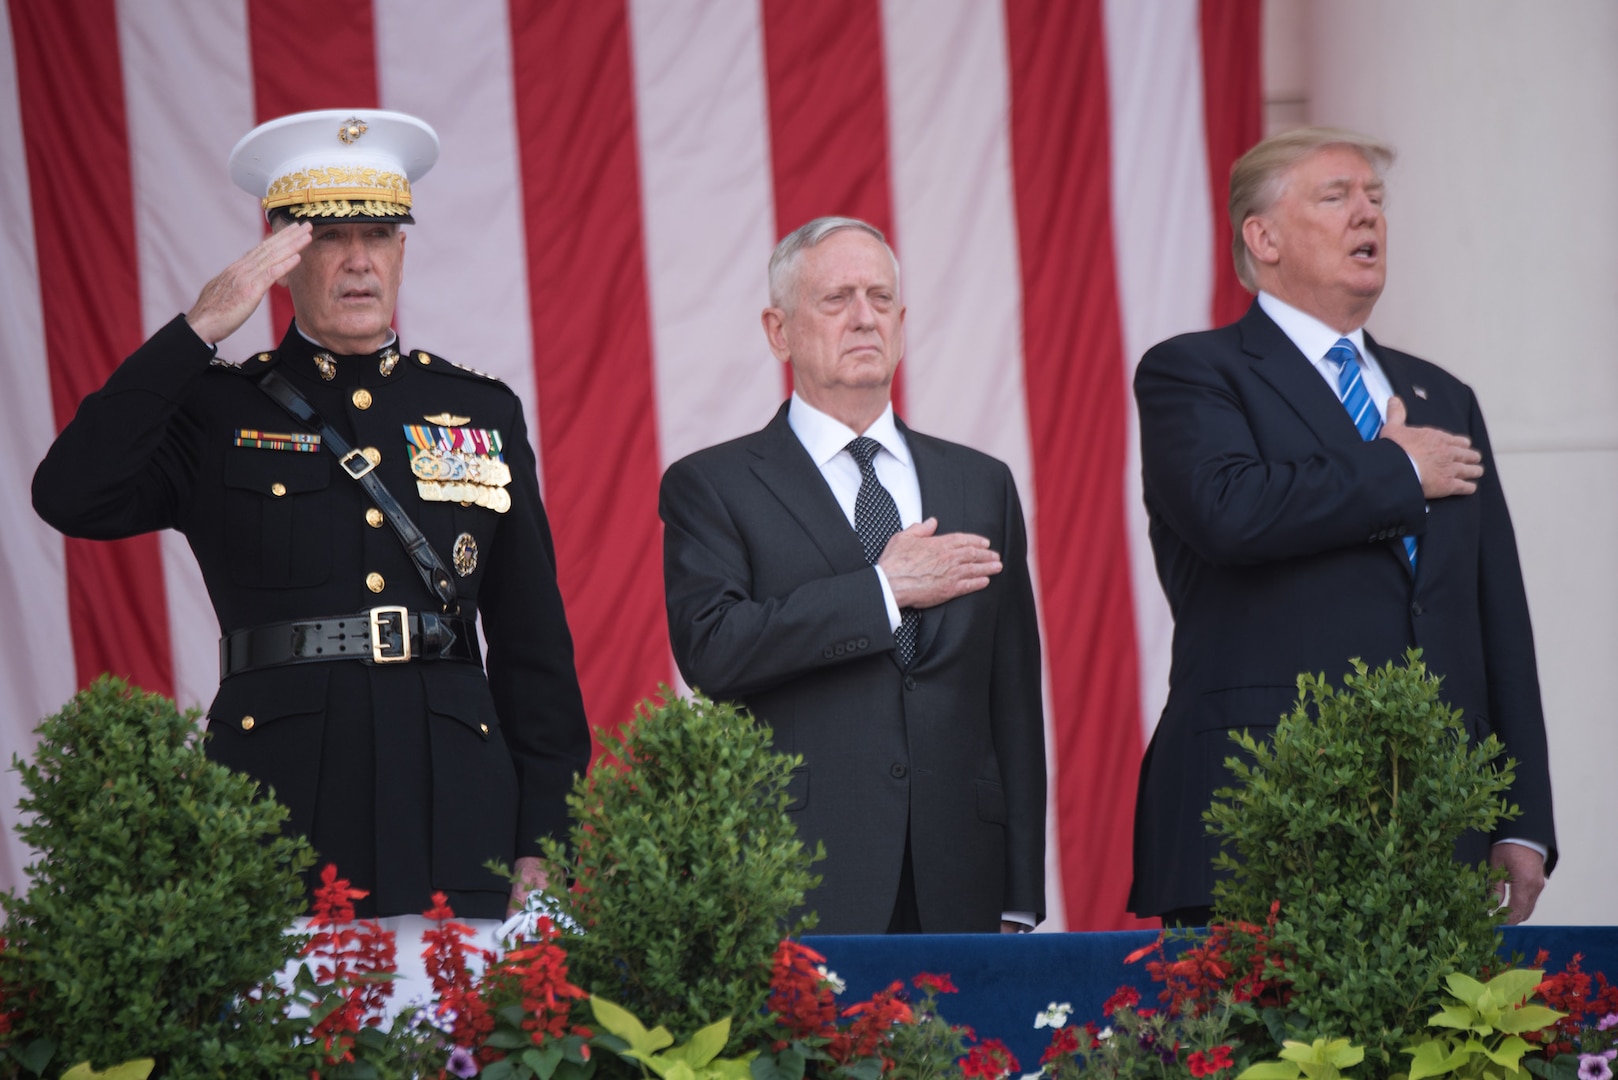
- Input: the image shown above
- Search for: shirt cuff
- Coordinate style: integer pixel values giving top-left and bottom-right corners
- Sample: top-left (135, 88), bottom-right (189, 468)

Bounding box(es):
top-left (1001, 911), bottom-right (1036, 930)
top-left (1493, 837), bottom-right (1549, 860)
top-left (873, 566), bottom-right (902, 631)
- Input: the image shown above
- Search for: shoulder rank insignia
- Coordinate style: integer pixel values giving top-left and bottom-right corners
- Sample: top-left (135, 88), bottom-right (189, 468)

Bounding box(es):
top-left (403, 424), bottom-right (511, 513)
top-left (409, 349), bottom-right (507, 385)
top-left (209, 356), bottom-right (245, 369)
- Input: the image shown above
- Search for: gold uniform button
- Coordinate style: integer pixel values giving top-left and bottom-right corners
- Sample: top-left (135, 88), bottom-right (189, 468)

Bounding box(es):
top-left (352, 388), bottom-right (373, 410)
top-left (366, 572), bottom-right (385, 593)
top-left (479, 723), bottom-right (489, 735)
top-left (362, 446), bottom-right (381, 466)
top-left (270, 482), bottom-right (287, 497)
top-left (417, 351), bottom-right (431, 365)
top-left (365, 507), bottom-right (384, 528)
top-left (240, 715), bottom-right (255, 731)
top-left (256, 352), bottom-right (272, 363)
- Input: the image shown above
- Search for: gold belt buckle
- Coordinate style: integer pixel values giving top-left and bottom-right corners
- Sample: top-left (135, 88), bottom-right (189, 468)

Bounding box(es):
top-left (368, 606), bottom-right (411, 663)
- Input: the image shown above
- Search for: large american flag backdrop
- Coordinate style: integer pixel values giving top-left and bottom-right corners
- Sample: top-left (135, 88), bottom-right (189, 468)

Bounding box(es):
top-left (0, 0), bottom-right (1260, 930)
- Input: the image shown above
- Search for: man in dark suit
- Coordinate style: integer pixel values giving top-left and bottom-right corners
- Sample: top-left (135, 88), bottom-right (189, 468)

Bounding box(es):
top-left (33, 109), bottom-right (590, 920)
top-left (660, 217), bottom-right (1045, 934)
top-left (1129, 127), bottom-right (1556, 925)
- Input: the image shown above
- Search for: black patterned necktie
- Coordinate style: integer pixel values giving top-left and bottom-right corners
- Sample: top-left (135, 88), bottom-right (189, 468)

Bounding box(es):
top-left (846, 436), bottom-right (918, 666)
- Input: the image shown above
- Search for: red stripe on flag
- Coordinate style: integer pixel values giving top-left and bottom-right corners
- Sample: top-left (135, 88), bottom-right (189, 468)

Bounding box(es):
top-left (247, 0), bottom-right (381, 336)
top-left (1004, 0), bottom-right (1148, 930)
top-left (509, 0), bottom-right (670, 744)
top-left (1199, 0), bottom-right (1264, 327)
top-left (9, 0), bottom-right (174, 696)
top-left (759, 0), bottom-right (903, 409)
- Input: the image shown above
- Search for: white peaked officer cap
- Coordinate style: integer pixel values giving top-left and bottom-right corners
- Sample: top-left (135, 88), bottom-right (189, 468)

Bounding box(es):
top-left (228, 108), bottom-right (439, 224)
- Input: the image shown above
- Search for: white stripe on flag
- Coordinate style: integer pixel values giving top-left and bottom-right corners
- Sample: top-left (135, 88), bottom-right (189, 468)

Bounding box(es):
top-left (118, 0), bottom-right (262, 710)
top-left (879, 0), bottom-right (1062, 928)
top-left (628, 0), bottom-right (782, 469)
top-left (0, 0), bottom-right (77, 889)
top-left (375, 0), bottom-right (543, 477)
top-left (1102, 0), bottom-right (1212, 739)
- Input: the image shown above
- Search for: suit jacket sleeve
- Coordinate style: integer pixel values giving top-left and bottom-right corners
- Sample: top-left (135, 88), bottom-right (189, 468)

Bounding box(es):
top-left (33, 314), bottom-right (208, 538)
top-left (1135, 334), bottom-right (1427, 567)
top-left (1466, 390), bottom-right (1557, 864)
top-left (469, 400), bottom-right (593, 858)
top-left (990, 466), bottom-right (1046, 917)
top-left (660, 454), bottom-right (895, 702)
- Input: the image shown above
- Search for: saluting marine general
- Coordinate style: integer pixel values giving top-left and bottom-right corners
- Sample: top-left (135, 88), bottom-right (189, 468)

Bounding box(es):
top-left (33, 109), bottom-right (591, 920)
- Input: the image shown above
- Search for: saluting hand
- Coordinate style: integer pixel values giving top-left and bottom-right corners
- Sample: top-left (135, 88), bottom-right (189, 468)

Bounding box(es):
top-left (1378, 395), bottom-right (1484, 499)
top-left (185, 222), bottom-right (312, 346)
top-left (878, 517), bottom-right (1002, 610)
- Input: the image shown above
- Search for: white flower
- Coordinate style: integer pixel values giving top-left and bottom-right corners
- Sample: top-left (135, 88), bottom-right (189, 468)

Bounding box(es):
top-left (1098, 1026), bottom-right (1114, 1042)
top-left (1020, 1072), bottom-right (1048, 1080)
top-left (816, 964), bottom-right (846, 994)
top-left (497, 888), bottom-right (579, 945)
top-left (1034, 1002), bottom-right (1073, 1029)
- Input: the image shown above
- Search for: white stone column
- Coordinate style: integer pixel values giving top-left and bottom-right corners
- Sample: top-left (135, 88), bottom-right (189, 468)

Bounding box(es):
top-left (1277, 0), bottom-right (1618, 924)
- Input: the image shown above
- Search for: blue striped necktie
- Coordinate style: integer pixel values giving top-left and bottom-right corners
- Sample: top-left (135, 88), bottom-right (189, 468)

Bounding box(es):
top-left (1326, 337), bottom-right (1418, 569)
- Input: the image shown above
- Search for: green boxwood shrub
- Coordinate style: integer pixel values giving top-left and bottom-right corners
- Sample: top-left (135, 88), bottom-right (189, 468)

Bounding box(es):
top-left (1, 676), bottom-right (314, 1078)
top-left (1205, 651), bottom-right (1517, 1070)
top-left (538, 691), bottom-right (822, 1058)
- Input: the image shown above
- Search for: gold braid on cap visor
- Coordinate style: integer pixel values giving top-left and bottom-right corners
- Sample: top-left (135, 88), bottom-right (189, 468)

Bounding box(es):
top-left (262, 166), bottom-right (412, 217)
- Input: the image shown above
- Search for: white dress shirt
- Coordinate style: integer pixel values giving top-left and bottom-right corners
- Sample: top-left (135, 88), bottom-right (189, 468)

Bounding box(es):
top-left (787, 393), bottom-right (918, 632)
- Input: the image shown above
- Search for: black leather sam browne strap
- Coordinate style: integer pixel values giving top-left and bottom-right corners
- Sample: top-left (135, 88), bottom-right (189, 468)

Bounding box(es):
top-left (257, 368), bottom-right (459, 611)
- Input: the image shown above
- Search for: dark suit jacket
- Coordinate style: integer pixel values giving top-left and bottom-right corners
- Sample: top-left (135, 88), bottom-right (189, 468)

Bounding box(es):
top-left (33, 316), bottom-right (591, 918)
top-left (660, 403), bottom-right (1045, 934)
top-left (1129, 301), bottom-right (1556, 918)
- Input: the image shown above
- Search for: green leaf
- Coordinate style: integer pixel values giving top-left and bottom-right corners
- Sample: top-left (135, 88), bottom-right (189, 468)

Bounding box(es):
top-left (1407, 1040), bottom-right (1471, 1080)
top-left (60, 1060), bottom-right (156, 1080)
top-left (591, 995), bottom-right (675, 1056)
top-left (664, 1062), bottom-right (697, 1080)
top-left (11, 1037), bottom-right (56, 1077)
top-left (1236, 1063), bottom-right (1304, 1080)
top-left (838, 1060), bottom-right (884, 1080)
top-left (1480, 1036), bottom-right (1531, 1070)
top-left (1481, 970), bottom-right (1545, 1007)
top-left (490, 1030), bottom-right (535, 1050)
top-left (753, 1048), bottom-right (807, 1080)
top-left (554, 1060), bottom-right (599, 1080)
top-left (482, 1060), bottom-right (520, 1080)
top-left (1430, 1004), bottom-right (1482, 1031)
top-left (1494, 1005), bottom-right (1564, 1036)
top-left (676, 1017), bottom-right (733, 1069)
top-left (525, 1044), bottom-right (565, 1080)
top-left (704, 1060), bottom-right (758, 1080)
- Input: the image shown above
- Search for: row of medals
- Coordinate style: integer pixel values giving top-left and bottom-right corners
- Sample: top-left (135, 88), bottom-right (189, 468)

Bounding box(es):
top-left (410, 446), bottom-right (513, 514)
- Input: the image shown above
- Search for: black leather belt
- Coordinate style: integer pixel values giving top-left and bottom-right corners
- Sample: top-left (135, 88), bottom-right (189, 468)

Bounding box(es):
top-left (219, 607), bottom-right (480, 679)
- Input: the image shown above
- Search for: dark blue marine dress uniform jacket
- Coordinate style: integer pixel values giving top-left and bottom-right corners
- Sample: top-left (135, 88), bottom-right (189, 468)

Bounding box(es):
top-left (33, 315), bottom-right (592, 918)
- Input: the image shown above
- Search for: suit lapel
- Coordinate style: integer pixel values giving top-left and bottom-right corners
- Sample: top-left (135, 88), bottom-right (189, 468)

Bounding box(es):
top-left (747, 404), bottom-right (871, 577)
top-left (1240, 303), bottom-right (1370, 457)
top-left (904, 420), bottom-right (961, 664)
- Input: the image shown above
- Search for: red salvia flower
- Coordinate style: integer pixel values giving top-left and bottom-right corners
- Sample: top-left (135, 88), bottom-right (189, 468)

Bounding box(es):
top-left (421, 892), bottom-right (497, 1050)
top-left (301, 864), bottom-right (398, 1064)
